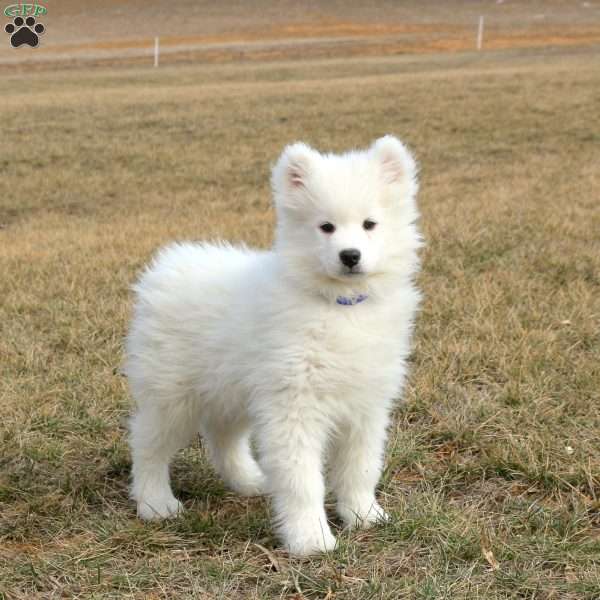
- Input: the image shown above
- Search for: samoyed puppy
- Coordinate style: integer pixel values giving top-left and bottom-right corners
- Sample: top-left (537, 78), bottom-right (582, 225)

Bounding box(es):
top-left (125, 135), bottom-right (421, 556)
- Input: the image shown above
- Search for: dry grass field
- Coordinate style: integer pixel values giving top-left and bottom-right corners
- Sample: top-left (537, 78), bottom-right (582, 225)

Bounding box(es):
top-left (1, 2), bottom-right (600, 598)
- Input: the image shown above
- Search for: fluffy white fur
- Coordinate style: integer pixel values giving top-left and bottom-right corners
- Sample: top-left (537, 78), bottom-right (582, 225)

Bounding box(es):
top-left (125, 135), bottom-right (422, 556)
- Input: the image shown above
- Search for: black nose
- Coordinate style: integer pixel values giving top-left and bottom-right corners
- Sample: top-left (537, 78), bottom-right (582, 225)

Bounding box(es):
top-left (339, 248), bottom-right (361, 268)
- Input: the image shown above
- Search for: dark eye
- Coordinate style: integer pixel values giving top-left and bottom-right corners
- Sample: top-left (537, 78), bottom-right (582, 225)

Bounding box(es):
top-left (363, 219), bottom-right (377, 231)
top-left (319, 222), bottom-right (336, 234)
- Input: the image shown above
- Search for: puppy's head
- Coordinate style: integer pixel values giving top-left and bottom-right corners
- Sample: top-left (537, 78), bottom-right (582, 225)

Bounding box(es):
top-left (271, 136), bottom-right (421, 299)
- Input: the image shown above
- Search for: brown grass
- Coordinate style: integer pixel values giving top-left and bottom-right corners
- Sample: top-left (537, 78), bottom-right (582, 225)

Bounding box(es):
top-left (1, 41), bottom-right (600, 599)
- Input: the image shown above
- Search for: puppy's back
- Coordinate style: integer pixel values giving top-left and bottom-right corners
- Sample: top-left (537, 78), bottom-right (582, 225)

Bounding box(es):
top-left (125, 242), bottom-right (260, 399)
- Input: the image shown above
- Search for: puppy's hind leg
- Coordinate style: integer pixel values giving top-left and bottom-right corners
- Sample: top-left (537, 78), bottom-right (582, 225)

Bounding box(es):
top-left (130, 398), bottom-right (200, 520)
top-left (201, 418), bottom-right (266, 497)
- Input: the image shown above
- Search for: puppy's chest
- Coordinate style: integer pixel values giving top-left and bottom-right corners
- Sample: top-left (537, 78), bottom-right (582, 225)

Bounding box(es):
top-left (295, 309), bottom-right (401, 394)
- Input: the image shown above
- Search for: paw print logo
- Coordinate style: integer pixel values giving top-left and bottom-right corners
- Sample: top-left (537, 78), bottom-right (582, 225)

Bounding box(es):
top-left (5, 15), bottom-right (45, 47)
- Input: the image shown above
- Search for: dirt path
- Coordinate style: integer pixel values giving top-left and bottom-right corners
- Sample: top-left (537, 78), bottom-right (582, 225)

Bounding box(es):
top-left (1, 21), bottom-right (599, 72)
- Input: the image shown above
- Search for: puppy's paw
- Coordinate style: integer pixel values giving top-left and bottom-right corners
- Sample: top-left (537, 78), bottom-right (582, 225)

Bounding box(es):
top-left (227, 469), bottom-right (267, 497)
top-left (230, 476), bottom-right (266, 497)
top-left (285, 527), bottom-right (337, 556)
top-left (281, 517), bottom-right (337, 556)
top-left (137, 496), bottom-right (183, 520)
top-left (338, 498), bottom-right (389, 530)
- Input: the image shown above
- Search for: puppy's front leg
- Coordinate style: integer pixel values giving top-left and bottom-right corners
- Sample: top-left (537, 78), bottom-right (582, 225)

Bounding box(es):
top-left (255, 399), bottom-right (335, 556)
top-left (330, 408), bottom-right (391, 529)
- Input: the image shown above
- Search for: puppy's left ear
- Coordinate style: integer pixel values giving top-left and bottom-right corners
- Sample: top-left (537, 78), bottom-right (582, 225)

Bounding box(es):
top-left (370, 135), bottom-right (418, 194)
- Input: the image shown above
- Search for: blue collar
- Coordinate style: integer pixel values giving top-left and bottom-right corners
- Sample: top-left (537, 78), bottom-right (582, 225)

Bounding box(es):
top-left (336, 294), bottom-right (368, 306)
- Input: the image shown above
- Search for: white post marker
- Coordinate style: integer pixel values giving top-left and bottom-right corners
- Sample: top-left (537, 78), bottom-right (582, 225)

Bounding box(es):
top-left (154, 36), bottom-right (159, 67)
top-left (477, 16), bottom-right (484, 51)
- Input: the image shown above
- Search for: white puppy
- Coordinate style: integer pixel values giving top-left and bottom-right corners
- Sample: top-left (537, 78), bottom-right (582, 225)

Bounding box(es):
top-left (125, 135), bottom-right (421, 556)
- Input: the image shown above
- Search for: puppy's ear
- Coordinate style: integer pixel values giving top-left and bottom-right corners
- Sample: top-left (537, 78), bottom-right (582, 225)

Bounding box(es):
top-left (271, 142), bottom-right (319, 209)
top-left (370, 135), bottom-right (418, 190)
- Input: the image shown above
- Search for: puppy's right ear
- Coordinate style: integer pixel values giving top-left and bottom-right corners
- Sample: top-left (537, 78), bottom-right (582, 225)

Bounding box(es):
top-left (271, 142), bottom-right (319, 209)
